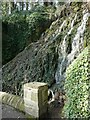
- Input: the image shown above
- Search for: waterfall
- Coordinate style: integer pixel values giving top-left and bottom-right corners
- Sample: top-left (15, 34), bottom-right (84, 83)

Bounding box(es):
top-left (72, 12), bottom-right (90, 50)
top-left (61, 14), bottom-right (77, 56)
top-left (55, 14), bottom-right (77, 84)
top-left (54, 20), bottom-right (67, 84)
top-left (68, 11), bottom-right (90, 65)
top-left (59, 20), bottom-right (66, 32)
top-left (55, 10), bottom-right (90, 84)
top-left (68, 14), bottom-right (77, 35)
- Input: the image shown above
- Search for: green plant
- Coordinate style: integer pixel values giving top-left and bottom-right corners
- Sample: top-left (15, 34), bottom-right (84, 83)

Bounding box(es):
top-left (63, 47), bottom-right (90, 118)
top-left (2, 7), bottom-right (51, 65)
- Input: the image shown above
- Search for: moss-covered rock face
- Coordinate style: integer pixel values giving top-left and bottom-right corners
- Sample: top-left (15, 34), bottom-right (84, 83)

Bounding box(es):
top-left (2, 3), bottom-right (90, 96)
top-left (63, 47), bottom-right (90, 118)
top-left (84, 17), bottom-right (90, 47)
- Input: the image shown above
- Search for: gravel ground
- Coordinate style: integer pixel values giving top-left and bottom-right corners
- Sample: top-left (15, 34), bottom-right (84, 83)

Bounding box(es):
top-left (1, 104), bottom-right (27, 119)
top-left (0, 102), bottom-right (63, 119)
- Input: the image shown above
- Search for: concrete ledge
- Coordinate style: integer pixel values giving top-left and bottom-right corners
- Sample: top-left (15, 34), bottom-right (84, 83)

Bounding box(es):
top-left (0, 91), bottom-right (24, 112)
top-left (0, 91), bottom-right (36, 119)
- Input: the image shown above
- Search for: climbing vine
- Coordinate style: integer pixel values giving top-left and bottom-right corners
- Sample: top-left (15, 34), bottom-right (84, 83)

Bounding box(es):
top-left (63, 47), bottom-right (90, 118)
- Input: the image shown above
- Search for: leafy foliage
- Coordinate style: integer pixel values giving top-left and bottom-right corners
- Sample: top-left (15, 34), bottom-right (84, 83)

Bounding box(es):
top-left (63, 47), bottom-right (90, 118)
top-left (2, 6), bottom-right (52, 65)
top-left (84, 17), bottom-right (90, 47)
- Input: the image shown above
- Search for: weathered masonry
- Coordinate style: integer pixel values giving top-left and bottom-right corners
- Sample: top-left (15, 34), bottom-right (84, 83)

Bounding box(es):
top-left (24, 82), bottom-right (48, 118)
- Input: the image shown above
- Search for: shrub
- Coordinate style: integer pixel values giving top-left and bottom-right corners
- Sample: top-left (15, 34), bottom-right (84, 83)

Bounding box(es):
top-left (2, 8), bottom-right (51, 65)
top-left (26, 12), bottom-right (50, 42)
top-left (63, 47), bottom-right (90, 118)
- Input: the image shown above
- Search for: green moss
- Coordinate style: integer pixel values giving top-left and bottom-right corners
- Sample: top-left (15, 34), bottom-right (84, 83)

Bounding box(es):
top-left (25, 113), bottom-right (36, 120)
top-left (71, 2), bottom-right (83, 13)
top-left (84, 18), bottom-right (90, 47)
top-left (63, 47), bottom-right (90, 118)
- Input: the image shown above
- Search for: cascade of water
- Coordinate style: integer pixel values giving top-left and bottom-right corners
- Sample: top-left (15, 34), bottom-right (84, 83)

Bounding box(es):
top-left (59, 20), bottom-right (66, 33)
top-left (68, 14), bottom-right (77, 35)
top-left (59, 56), bottom-right (66, 77)
top-left (60, 35), bottom-right (67, 57)
top-left (73, 12), bottom-right (90, 50)
top-left (54, 20), bottom-right (67, 84)
top-left (55, 10), bottom-right (90, 83)
top-left (68, 11), bottom-right (90, 65)
top-left (55, 14), bottom-right (77, 84)
top-left (55, 0), bottom-right (58, 8)
top-left (44, 20), bottom-right (66, 42)
top-left (55, 55), bottom-right (67, 84)
top-left (61, 14), bottom-right (77, 56)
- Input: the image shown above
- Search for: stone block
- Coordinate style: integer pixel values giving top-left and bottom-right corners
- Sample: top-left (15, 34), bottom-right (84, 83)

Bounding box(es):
top-left (24, 82), bottom-right (48, 118)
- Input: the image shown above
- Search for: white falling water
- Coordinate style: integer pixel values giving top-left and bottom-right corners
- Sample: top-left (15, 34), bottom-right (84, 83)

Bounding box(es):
top-left (68, 14), bottom-right (77, 35)
top-left (54, 20), bottom-right (67, 84)
top-left (68, 11), bottom-right (90, 65)
top-left (59, 20), bottom-right (66, 33)
top-left (55, 14), bottom-right (77, 84)
top-left (73, 12), bottom-right (90, 50)
top-left (44, 20), bottom-right (66, 42)
top-left (55, 10), bottom-right (90, 83)
top-left (61, 14), bottom-right (77, 56)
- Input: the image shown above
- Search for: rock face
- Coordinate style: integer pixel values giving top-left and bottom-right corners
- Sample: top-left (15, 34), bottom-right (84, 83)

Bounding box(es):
top-left (2, 2), bottom-right (90, 96)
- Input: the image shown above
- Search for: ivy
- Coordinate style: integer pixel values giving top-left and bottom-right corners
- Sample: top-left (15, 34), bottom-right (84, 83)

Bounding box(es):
top-left (63, 47), bottom-right (90, 118)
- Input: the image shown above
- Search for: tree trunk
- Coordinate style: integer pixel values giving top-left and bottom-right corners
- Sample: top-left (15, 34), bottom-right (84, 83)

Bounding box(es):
top-left (21, 2), bottom-right (24, 10)
top-left (26, 2), bottom-right (28, 10)
top-left (8, 2), bottom-right (11, 14)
